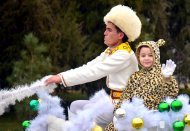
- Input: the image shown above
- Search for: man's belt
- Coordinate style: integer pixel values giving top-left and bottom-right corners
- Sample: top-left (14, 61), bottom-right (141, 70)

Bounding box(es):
top-left (110, 89), bottom-right (123, 99)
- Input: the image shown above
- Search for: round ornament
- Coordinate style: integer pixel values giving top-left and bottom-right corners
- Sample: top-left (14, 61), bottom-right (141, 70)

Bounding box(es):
top-left (132, 117), bottom-right (144, 129)
top-left (171, 100), bottom-right (183, 112)
top-left (158, 102), bottom-right (170, 112)
top-left (29, 99), bottom-right (39, 111)
top-left (184, 114), bottom-right (190, 126)
top-left (114, 108), bottom-right (126, 119)
top-left (91, 125), bottom-right (103, 131)
top-left (172, 120), bottom-right (185, 131)
top-left (22, 120), bottom-right (30, 129)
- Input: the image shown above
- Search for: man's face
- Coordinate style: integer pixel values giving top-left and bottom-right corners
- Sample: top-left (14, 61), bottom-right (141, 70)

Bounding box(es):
top-left (104, 22), bottom-right (123, 47)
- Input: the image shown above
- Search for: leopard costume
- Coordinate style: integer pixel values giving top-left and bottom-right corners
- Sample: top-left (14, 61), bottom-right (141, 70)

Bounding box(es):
top-left (105, 39), bottom-right (179, 131)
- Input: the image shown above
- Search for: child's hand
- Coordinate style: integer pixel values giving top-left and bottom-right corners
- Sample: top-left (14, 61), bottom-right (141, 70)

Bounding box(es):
top-left (161, 59), bottom-right (176, 78)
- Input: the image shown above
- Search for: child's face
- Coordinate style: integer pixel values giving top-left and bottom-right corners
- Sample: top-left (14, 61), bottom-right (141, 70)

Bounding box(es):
top-left (139, 47), bottom-right (154, 68)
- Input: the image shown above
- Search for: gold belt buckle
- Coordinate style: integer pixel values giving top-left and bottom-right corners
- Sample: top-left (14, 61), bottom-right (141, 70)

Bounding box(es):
top-left (113, 92), bottom-right (121, 97)
top-left (111, 90), bottom-right (122, 99)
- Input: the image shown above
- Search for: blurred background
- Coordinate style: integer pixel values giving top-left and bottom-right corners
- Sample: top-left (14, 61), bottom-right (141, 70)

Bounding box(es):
top-left (0, 0), bottom-right (190, 130)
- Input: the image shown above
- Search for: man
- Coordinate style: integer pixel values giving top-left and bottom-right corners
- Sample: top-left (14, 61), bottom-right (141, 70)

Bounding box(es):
top-left (45, 4), bottom-right (141, 129)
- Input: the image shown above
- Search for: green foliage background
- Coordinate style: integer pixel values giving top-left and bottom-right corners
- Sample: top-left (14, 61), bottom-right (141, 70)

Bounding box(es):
top-left (0, 0), bottom-right (190, 88)
top-left (0, 0), bottom-right (190, 130)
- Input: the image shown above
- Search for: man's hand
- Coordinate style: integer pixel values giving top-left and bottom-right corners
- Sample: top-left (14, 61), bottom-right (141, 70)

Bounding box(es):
top-left (161, 59), bottom-right (176, 78)
top-left (45, 75), bottom-right (61, 86)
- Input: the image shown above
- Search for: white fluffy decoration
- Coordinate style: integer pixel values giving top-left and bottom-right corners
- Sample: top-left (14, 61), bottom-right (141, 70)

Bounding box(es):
top-left (162, 94), bottom-right (190, 128)
top-left (2, 78), bottom-right (190, 131)
top-left (114, 95), bottom-right (190, 131)
top-left (25, 89), bottom-right (113, 131)
top-left (0, 75), bottom-right (57, 115)
top-left (26, 90), bottom-right (65, 131)
top-left (26, 90), bottom-right (190, 131)
top-left (114, 97), bottom-right (161, 131)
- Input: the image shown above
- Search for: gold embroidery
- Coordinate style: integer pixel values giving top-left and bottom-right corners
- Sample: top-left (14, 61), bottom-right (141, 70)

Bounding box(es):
top-left (105, 42), bottom-right (132, 55)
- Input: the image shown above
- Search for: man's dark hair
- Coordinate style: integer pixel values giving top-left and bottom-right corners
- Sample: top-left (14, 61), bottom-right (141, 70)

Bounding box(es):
top-left (115, 26), bottom-right (128, 42)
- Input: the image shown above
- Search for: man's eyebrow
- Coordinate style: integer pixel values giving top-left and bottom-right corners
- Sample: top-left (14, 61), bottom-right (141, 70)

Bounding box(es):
top-left (106, 27), bottom-right (112, 31)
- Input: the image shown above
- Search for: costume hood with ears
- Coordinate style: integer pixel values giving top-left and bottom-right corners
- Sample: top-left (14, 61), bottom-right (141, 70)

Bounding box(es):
top-left (136, 39), bottom-right (165, 70)
top-left (104, 5), bottom-right (142, 42)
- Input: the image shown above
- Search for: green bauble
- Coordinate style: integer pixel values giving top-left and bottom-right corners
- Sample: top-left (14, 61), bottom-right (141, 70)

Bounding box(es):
top-left (22, 120), bottom-right (30, 129)
top-left (172, 121), bottom-right (185, 131)
top-left (29, 99), bottom-right (39, 111)
top-left (171, 100), bottom-right (183, 112)
top-left (158, 102), bottom-right (170, 112)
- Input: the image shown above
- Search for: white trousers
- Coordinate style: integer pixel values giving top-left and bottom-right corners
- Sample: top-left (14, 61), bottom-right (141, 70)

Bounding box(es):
top-left (70, 99), bottom-right (114, 128)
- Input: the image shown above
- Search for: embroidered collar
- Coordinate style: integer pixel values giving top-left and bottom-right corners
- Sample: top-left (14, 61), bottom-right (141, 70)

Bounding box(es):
top-left (105, 42), bottom-right (131, 55)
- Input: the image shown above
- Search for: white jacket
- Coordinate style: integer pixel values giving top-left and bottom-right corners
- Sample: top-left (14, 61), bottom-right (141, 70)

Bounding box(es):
top-left (59, 42), bottom-right (139, 91)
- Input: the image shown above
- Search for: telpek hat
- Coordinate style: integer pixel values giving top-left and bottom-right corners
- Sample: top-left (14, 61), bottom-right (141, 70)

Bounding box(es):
top-left (104, 5), bottom-right (142, 42)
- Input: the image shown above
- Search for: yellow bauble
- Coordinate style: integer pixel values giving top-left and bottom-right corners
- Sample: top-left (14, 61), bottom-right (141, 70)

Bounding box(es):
top-left (132, 117), bottom-right (144, 129)
top-left (91, 125), bottom-right (103, 131)
top-left (184, 114), bottom-right (190, 126)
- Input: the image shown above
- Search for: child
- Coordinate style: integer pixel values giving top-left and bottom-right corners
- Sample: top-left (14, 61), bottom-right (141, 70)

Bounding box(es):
top-left (105, 39), bottom-right (179, 130)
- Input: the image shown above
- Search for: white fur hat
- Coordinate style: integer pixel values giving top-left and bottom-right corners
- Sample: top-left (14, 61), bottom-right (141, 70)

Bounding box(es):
top-left (104, 5), bottom-right (142, 42)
